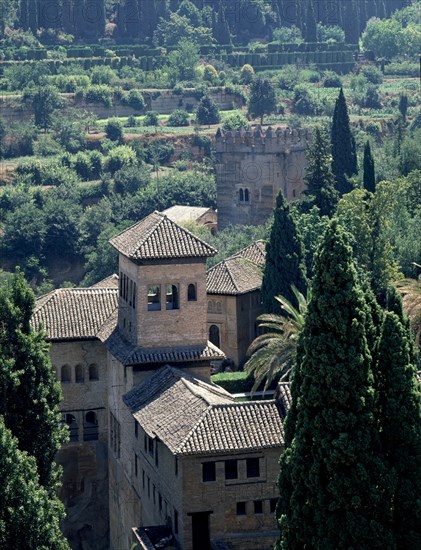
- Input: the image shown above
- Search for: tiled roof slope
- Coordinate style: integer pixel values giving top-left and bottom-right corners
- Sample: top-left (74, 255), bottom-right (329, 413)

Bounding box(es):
top-left (32, 288), bottom-right (118, 340)
top-left (91, 273), bottom-right (119, 288)
top-left (124, 366), bottom-right (284, 456)
top-left (206, 241), bottom-right (266, 295)
top-left (109, 211), bottom-right (217, 260)
top-left (275, 383), bottom-right (292, 419)
top-left (162, 205), bottom-right (214, 223)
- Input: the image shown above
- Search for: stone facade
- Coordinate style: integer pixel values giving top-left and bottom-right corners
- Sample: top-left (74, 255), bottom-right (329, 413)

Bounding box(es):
top-left (216, 126), bottom-right (312, 229)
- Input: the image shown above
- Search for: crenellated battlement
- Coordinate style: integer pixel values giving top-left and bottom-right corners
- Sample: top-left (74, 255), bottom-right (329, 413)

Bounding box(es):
top-left (215, 125), bottom-right (312, 153)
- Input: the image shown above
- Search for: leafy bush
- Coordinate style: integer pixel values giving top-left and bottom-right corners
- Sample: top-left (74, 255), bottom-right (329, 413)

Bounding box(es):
top-left (33, 135), bottom-right (62, 157)
top-left (211, 372), bottom-right (254, 393)
top-left (272, 25), bottom-right (303, 43)
top-left (222, 112), bottom-right (249, 130)
top-left (83, 85), bottom-right (113, 107)
top-left (144, 141), bottom-right (174, 164)
top-left (276, 66), bottom-right (299, 91)
top-left (105, 118), bottom-right (123, 142)
top-left (123, 89), bottom-right (146, 111)
top-left (317, 24), bottom-right (345, 43)
top-left (240, 64), bottom-right (255, 84)
top-left (203, 64), bottom-right (218, 83)
top-left (293, 85), bottom-right (318, 115)
top-left (114, 165), bottom-right (150, 195)
top-left (143, 111), bottom-right (159, 126)
top-left (105, 145), bottom-right (137, 173)
top-left (172, 84), bottom-right (184, 95)
top-left (167, 109), bottom-right (190, 127)
top-left (90, 66), bottom-right (118, 85)
top-left (359, 64), bottom-right (383, 85)
top-left (353, 84), bottom-right (382, 109)
top-left (322, 71), bottom-right (342, 88)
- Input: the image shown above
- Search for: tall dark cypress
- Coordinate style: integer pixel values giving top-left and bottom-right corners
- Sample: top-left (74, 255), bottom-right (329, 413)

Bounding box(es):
top-left (19, 0), bottom-right (29, 30)
top-left (261, 191), bottom-right (307, 313)
top-left (363, 140), bottom-right (376, 193)
top-left (376, 312), bottom-right (421, 549)
top-left (331, 88), bottom-right (358, 195)
top-left (214, 1), bottom-right (232, 45)
top-left (62, 0), bottom-right (73, 34)
top-left (304, 126), bottom-right (338, 217)
top-left (305, 0), bottom-right (317, 42)
top-left (277, 220), bottom-right (394, 549)
top-left (28, 0), bottom-right (38, 32)
top-left (344, 0), bottom-right (359, 43)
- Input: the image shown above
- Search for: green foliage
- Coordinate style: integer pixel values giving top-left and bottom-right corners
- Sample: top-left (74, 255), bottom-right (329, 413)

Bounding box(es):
top-left (105, 145), bottom-right (136, 173)
top-left (90, 65), bottom-right (117, 85)
top-left (211, 371), bottom-right (254, 394)
top-left (167, 38), bottom-right (199, 85)
top-left (222, 112), bottom-right (249, 130)
top-left (331, 88), bottom-right (358, 195)
top-left (239, 64), bottom-right (254, 84)
top-left (123, 89), bottom-right (146, 111)
top-left (261, 191), bottom-right (307, 313)
top-left (292, 84), bottom-right (318, 116)
top-left (82, 84), bottom-right (113, 107)
top-left (143, 111), bottom-right (159, 127)
top-left (248, 77), bottom-right (276, 124)
top-left (362, 14), bottom-right (421, 58)
top-left (22, 85), bottom-right (65, 130)
top-left (317, 23), bottom-right (345, 43)
top-left (105, 117), bottom-right (123, 142)
top-left (114, 165), bottom-right (150, 195)
top-left (360, 64), bottom-right (383, 85)
top-left (322, 70), bottom-right (342, 88)
top-left (277, 221), bottom-right (394, 549)
top-left (376, 312), bottom-right (421, 548)
top-left (203, 64), bottom-right (218, 83)
top-left (304, 127), bottom-right (338, 217)
top-left (195, 94), bottom-right (220, 126)
top-left (0, 271), bottom-right (68, 489)
top-left (167, 109), bottom-right (190, 127)
top-left (399, 129), bottom-right (421, 176)
top-left (272, 25), bottom-right (303, 43)
top-left (363, 140), bottom-right (376, 193)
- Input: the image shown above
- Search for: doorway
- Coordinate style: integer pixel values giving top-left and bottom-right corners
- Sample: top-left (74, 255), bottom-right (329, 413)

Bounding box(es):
top-left (191, 512), bottom-right (211, 550)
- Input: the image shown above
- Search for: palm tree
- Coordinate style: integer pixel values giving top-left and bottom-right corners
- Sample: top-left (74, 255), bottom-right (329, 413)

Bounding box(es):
top-left (395, 263), bottom-right (421, 347)
top-left (244, 286), bottom-right (309, 395)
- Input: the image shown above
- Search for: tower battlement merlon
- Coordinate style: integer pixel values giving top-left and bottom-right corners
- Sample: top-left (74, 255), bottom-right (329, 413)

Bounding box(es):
top-left (215, 125), bottom-right (312, 150)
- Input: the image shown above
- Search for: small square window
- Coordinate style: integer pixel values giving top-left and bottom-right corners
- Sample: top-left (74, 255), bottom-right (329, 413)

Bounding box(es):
top-left (236, 502), bottom-right (246, 516)
top-left (246, 457), bottom-right (260, 478)
top-left (202, 461), bottom-right (216, 482)
top-left (270, 498), bottom-right (278, 514)
top-left (225, 459), bottom-right (238, 480)
top-left (254, 500), bottom-right (263, 514)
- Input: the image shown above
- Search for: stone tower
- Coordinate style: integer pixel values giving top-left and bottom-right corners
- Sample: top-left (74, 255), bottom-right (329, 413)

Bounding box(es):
top-left (215, 125), bottom-right (312, 229)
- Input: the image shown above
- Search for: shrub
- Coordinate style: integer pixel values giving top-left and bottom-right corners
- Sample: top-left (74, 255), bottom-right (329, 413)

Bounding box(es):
top-left (114, 165), bottom-right (150, 195)
top-left (276, 66), bottom-right (298, 91)
top-left (105, 145), bottom-right (137, 173)
top-left (240, 64), bottom-right (255, 84)
top-left (359, 64), bottom-right (383, 85)
top-left (90, 66), bottom-right (118, 85)
top-left (143, 111), bottom-right (159, 127)
top-left (203, 64), bottom-right (218, 83)
top-left (144, 141), bottom-right (175, 164)
top-left (222, 112), bottom-right (249, 130)
top-left (33, 135), bottom-right (62, 157)
top-left (322, 71), bottom-right (342, 87)
top-left (126, 116), bottom-right (138, 127)
top-left (272, 25), bottom-right (303, 43)
top-left (172, 84), bottom-right (184, 95)
top-left (105, 118), bottom-right (124, 142)
top-left (124, 89), bottom-right (146, 111)
top-left (293, 85), bottom-right (318, 115)
top-left (167, 109), bottom-right (190, 127)
top-left (84, 85), bottom-right (113, 107)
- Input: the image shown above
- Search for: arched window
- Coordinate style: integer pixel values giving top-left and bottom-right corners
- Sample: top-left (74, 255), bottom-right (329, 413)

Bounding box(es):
top-left (65, 413), bottom-right (78, 442)
top-left (84, 411), bottom-right (99, 441)
top-left (209, 325), bottom-right (220, 347)
top-left (239, 188), bottom-right (244, 202)
top-left (187, 284), bottom-right (197, 302)
top-left (244, 188), bottom-right (250, 203)
top-left (89, 364), bottom-right (99, 381)
top-left (75, 364), bottom-right (84, 383)
top-left (166, 284), bottom-right (179, 310)
top-left (61, 365), bottom-right (71, 383)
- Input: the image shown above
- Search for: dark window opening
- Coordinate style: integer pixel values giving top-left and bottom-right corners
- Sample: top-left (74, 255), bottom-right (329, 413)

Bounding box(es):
top-left (135, 454), bottom-right (138, 477)
top-left (83, 411), bottom-right (98, 441)
top-left (188, 283), bottom-right (197, 302)
top-left (246, 457), bottom-right (260, 478)
top-left (175, 457), bottom-right (178, 476)
top-left (270, 498), bottom-right (278, 514)
top-left (135, 421), bottom-right (138, 439)
top-left (148, 436), bottom-right (154, 456)
top-left (244, 188), bottom-right (250, 202)
top-left (174, 510), bottom-right (179, 534)
top-left (166, 284), bottom-right (179, 310)
top-left (148, 285), bottom-right (161, 311)
top-left (225, 459), bottom-right (238, 480)
top-left (209, 324), bottom-right (220, 347)
top-left (239, 188), bottom-right (244, 202)
top-left (61, 365), bottom-right (71, 383)
top-left (88, 364), bottom-right (98, 381)
top-left (202, 461), bottom-right (216, 482)
top-left (254, 500), bottom-right (263, 514)
top-left (236, 502), bottom-right (246, 516)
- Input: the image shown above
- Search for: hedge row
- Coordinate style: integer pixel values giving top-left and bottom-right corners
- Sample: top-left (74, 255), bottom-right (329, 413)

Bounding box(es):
top-left (198, 42), bottom-right (357, 55)
top-left (0, 48), bottom-right (48, 61)
top-left (217, 50), bottom-right (355, 67)
top-left (65, 45), bottom-right (162, 58)
top-left (211, 371), bottom-right (280, 394)
top-left (255, 61), bottom-right (355, 74)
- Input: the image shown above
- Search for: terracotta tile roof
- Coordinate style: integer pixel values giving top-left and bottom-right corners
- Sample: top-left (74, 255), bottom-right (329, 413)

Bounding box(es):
top-left (124, 366), bottom-right (284, 456)
top-left (91, 273), bottom-right (119, 288)
top-left (100, 326), bottom-right (225, 366)
top-left (206, 241), bottom-right (266, 295)
top-left (275, 382), bottom-right (292, 419)
top-left (109, 211), bottom-right (217, 260)
top-left (162, 205), bottom-right (215, 224)
top-left (32, 288), bottom-right (118, 341)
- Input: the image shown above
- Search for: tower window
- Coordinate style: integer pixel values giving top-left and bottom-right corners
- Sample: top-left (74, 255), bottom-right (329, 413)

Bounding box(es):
top-left (84, 411), bottom-right (98, 441)
top-left (148, 285), bottom-right (161, 311)
top-left (61, 364), bottom-right (71, 383)
top-left (236, 502), bottom-right (246, 516)
top-left (246, 457), bottom-right (260, 478)
top-left (187, 283), bottom-right (197, 302)
top-left (202, 461), bottom-right (216, 482)
top-left (225, 459), bottom-right (238, 480)
top-left (254, 500), bottom-right (263, 514)
top-left (209, 325), bottom-right (220, 348)
top-left (88, 364), bottom-right (98, 381)
top-left (75, 364), bottom-right (84, 383)
top-left (239, 187), bottom-right (250, 204)
top-left (166, 284), bottom-right (179, 310)
top-left (64, 413), bottom-right (78, 442)
top-left (239, 188), bottom-right (244, 202)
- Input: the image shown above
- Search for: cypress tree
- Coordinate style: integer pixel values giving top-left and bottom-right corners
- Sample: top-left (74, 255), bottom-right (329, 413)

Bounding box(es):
top-left (304, 126), bottom-right (338, 217)
top-left (0, 418), bottom-right (69, 549)
top-left (363, 140), bottom-right (376, 193)
top-left (0, 270), bottom-right (67, 489)
top-left (261, 191), bottom-right (307, 313)
top-left (331, 88), bottom-right (358, 196)
top-left (195, 94), bottom-right (220, 126)
top-left (304, 0), bottom-right (317, 42)
top-left (344, 0), bottom-right (359, 43)
top-left (62, 0), bottom-right (73, 34)
top-left (28, 0), bottom-right (38, 32)
top-left (19, 0), bottom-right (29, 30)
top-left (248, 77), bottom-right (277, 124)
top-left (376, 312), bottom-right (421, 548)
top-left (214, 1), bottom-right (232, 45)
top-left (277, 220), bottom-right (394, 549)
